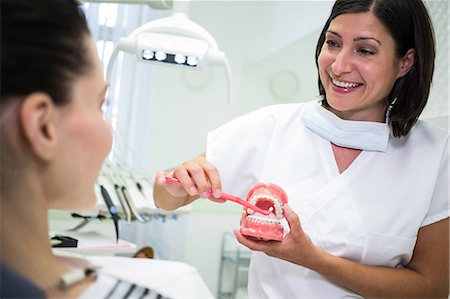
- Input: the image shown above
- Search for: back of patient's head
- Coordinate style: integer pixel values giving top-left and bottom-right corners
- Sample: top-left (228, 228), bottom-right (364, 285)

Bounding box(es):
top-left (1, 0), bottom-right (91, 107)
top-left (0, 0), bottom-right (92, 190)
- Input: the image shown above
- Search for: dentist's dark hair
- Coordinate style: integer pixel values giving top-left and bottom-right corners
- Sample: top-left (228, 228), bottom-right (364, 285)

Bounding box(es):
top-left (1, 0), bottom-right (91, 106)
top-left (315, 0), bottom-right (435, 137)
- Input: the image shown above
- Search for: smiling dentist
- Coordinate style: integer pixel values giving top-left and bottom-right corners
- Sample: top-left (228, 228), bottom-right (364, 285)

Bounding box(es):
top-left (154, 0), bottom-right (449, 297)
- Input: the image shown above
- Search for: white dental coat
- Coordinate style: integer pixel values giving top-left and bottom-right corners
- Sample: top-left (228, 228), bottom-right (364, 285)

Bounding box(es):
top-left (206, 101), bottom-right (449, 298)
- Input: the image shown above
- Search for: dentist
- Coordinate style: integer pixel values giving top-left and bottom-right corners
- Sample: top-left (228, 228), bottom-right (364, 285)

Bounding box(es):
top-left (154, 0), bottom-right (449, 297)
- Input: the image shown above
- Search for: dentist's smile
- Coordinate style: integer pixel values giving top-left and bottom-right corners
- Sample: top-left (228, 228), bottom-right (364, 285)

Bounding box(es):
top-left (332, 78), bottom-right (362, 88)
top-left (330, 75), bottom-right (363, 93)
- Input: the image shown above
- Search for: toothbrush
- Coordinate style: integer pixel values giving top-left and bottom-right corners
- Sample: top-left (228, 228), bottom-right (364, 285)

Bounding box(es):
top-left (164, 176), bottom-right (272, 216)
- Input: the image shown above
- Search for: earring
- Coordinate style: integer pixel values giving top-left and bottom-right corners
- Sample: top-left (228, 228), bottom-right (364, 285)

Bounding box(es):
top-left (386, 97), bottom-right (397, 119)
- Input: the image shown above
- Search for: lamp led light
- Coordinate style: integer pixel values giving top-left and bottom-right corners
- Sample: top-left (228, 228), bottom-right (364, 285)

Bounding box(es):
top-left (155, 51), bottom-right (167, 61)
top-left (174, 54), bottom-right (186, 64)
top-left (106, 1), bottom-right (233, 105)
top-left (142, 50), bottom-right (154, 60)
top-left (140, 51), bottom-right (198, 68)
top-left (186, 56), bottom-right (198, 66)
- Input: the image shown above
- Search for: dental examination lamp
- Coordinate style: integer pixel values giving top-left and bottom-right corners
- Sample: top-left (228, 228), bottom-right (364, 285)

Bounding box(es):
top-left (106, 1), bottom-right (233, 104)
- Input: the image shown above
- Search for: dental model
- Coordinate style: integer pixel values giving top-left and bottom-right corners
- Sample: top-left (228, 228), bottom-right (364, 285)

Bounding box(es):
top-left (164, 176), bottom-right (287, 240)
top-left (240, 182), bottom-right (288, 241)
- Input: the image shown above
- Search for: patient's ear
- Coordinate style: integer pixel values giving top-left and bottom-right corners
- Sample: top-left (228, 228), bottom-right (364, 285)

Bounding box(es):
top-left (20, 92), bottom-right (58, 161)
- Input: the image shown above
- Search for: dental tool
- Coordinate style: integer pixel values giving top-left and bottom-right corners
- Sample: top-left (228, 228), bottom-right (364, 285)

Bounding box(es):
top-left (99, 185), bottom-right (120, 242)
top-left (103, 162), bottom-right (133, 224)
top-left (164, 176), bottom-right (272, 216)
top-left (105, 160), bottom-right (146, 224)
top-left (114, 183), bottom-right (132, 224)
top-left (121, 185), bottom-right (146, 223)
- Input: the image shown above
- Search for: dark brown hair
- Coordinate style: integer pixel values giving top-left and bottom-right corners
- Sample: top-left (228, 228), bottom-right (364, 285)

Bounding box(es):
top-left (315, 0), bottom-right (435, 137)
top-left (1, 0), bottom-right (91, 106)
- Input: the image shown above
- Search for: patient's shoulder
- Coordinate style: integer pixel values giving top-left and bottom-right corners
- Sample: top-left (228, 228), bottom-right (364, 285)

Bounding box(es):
top-left (0, 263), bottom-right (45, 298)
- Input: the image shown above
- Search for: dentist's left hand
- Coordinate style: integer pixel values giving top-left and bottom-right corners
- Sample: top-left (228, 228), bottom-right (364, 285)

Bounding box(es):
top-left (234, 204), bottom-right (323, 269)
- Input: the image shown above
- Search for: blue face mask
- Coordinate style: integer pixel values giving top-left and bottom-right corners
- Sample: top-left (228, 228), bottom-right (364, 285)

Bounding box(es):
top-left (303, 99), bottom-right (390, 152)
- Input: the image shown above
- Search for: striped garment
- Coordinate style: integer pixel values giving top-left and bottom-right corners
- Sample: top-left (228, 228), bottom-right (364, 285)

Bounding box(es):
top-left (80, 273), bottom-right (168, 299)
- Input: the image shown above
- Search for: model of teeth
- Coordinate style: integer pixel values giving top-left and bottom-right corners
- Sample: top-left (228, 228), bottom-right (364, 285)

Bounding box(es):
top-left (240, 182), bottom-right (288, 241)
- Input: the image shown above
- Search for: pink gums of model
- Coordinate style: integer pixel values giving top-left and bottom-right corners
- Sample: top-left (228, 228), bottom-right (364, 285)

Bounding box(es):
top-left (240, 182), bottom-right (288, 241)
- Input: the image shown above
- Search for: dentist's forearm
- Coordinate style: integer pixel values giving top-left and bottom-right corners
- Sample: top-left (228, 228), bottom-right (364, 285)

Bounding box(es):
top-left (307, 219), bottom-right (449, 299)
top-left (309, 251), bottom-right (437, 298)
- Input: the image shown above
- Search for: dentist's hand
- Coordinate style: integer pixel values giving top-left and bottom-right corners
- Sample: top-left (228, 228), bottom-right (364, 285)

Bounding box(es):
top-left (153, 153), bottom-right (225, 210)
top-left (234, 204), bottom-right (323, 269)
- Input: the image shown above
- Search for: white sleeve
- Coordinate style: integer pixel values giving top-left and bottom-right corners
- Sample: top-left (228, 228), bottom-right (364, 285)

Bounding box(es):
top-left (421, 135), bottom-right (449, 227)
top-left (206, 107), bottom-right (276, 198)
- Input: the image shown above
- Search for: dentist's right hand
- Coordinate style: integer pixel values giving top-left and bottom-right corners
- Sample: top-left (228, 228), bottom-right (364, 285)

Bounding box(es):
top-left (153, 153), bottom-right (225, 210)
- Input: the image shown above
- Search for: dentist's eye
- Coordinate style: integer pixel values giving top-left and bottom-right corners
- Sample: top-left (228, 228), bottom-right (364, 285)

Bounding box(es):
top-left (357, 48), bottom-right (375, 56)
top-left (325, 40), bottom-right (339, 48)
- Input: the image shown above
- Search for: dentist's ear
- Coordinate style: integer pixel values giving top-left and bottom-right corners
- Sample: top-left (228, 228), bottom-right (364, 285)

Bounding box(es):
top-left (20, 92), bottom-right (58, 161)
top-left (397, 48), bottom-right (416, 78)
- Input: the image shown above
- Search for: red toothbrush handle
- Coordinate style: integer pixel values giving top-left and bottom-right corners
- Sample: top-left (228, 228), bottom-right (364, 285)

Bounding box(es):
top-left (219, 193), bottom-right (270, 215)
top-left (164, 176), bottom-right (270, 215)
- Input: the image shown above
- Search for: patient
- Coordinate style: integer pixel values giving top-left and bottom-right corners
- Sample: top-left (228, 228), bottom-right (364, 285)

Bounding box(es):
top-left (0, 1), bottom-right (165, 298)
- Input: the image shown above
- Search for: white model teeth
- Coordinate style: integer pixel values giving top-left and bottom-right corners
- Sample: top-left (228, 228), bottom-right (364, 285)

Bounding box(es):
top-left (332, 78), bottom-right (360, 89)
top-left (249, 194), bottom-right (283, 218)
top-left (246, 215), bottom-right (281, 225)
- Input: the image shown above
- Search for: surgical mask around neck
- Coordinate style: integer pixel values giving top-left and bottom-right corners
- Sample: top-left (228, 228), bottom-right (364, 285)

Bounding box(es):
top-left (303, 99), bottom-right (390, 152)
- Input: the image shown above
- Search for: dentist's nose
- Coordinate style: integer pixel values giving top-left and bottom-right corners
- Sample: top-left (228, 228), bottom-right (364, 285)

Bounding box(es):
top-left (331, 49), bottom-right (352, 76)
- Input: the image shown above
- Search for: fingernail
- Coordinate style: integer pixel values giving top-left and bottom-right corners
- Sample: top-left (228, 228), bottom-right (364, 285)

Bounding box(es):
top-left (188, 186), bottom-right (198, 196)
top-left (213, 189), bottom-right (222, 198)
top-left (201, 192), bottom-right (209, 198)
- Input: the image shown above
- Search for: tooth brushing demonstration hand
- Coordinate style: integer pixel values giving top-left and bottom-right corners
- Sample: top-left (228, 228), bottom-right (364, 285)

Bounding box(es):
top-left (164, 176), bottom-right (272, 216)
top-left (153, 154), bottom-right (273, 215)
top-left (153, 154), bottom-right (227, 210)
